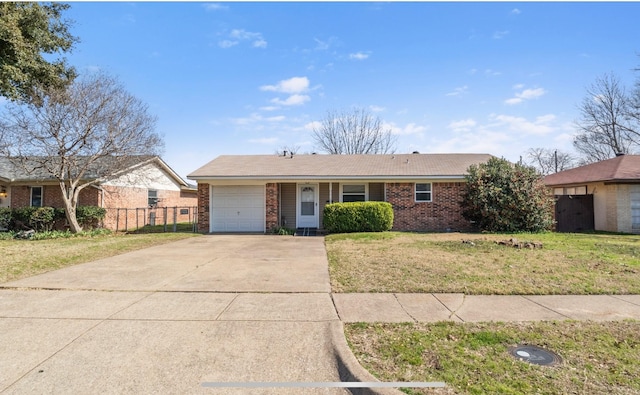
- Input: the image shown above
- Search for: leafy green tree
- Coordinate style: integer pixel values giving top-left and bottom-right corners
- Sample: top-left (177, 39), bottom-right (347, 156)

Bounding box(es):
top-left (0, 2), bottom-right (77, 103)
top-left (461, 157), bottom-right (554, 232)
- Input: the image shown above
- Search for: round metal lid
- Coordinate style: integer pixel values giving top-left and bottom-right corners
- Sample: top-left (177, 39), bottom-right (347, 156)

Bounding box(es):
top-left (508, 345), bottom-right (562, 366)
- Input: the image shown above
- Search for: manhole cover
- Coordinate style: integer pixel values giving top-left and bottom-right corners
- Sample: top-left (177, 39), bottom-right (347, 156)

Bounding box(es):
top-left (508, 345), bottom-right (562, 366)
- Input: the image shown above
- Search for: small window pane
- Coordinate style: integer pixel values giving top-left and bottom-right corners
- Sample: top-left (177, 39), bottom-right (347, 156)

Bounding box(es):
top-left (415, 183), bottom-right (432, 202)
top-left (575, 186), bottom-right (587, 195)
top-left (343, 184), bottom-right (365, 193)
top-left (301, 201), bottom-right (314, 215)
top-left (148, 190), bottom-right (158, 206)
top-left (343, 195), bottom-right (365, 202)
top-left (416, 183), bottom-right (431, 192)
top-left (554, 188), bottom-right (564, 196)
top-left (31, 187), bottom-right (43, 207)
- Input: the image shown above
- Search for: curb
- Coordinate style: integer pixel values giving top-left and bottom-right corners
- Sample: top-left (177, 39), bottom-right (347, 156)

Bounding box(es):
top-left (330, 321), bottom-right (403, 395)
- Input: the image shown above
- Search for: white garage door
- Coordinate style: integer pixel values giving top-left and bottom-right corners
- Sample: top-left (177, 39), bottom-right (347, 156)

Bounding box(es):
top-left (211, 185), bottom-right (265, 232)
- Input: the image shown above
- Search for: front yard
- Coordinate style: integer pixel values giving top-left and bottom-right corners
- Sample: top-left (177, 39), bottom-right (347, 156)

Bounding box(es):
top-left (0, 232), bottom-right (198, 283)
top-left (327, 232), bottom-right (640, 394)
top-left (326, 232), bottom-right (640, 294)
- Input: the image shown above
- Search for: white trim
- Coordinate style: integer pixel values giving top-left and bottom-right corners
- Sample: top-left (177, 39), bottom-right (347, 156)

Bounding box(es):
top-left (415, 182), bottom-right (433, 202)
top-left (189, 175), bottom-right (466, 181)
top-left (296, 183), bottom-right (319, 228)
top-left (339, 183), bottom-right (369, 203)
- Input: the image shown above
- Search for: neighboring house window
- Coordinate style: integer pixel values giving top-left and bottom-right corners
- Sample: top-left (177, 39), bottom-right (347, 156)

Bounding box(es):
top-left (341, 184), bottom-right (367, 202)
top-left (415, 183), bottom-right (432, 202)
top-left (631, 186), bottom-right (640, 231)
top-left (148, 189), bottom-right (158, 206)
top-left (30, 186), bottom-right (43, 207)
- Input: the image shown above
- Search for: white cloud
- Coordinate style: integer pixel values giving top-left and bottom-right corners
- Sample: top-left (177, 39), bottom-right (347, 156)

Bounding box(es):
top-left (505, 87), bottom-right (546, 105)
top-left (265, 115), bottom-right (286, 122)
top-left (446, 85), bottom-right (469, 97)
top-left (485, 69), bottom-right (501, 76)
top-left (261, 77), bottom-right (310, 94)
top-left (369, 105), bottom-right (385, 112)
top-left (259, 106), bottom-right (280, 112)
top-left (349, 52), bottom-right (370, 60)
top-left (218, 40), bottom-right (237, 48)
top-left (204, 3), bottom-right (228, 11)
top-left (448, 119), bottom-right (477, 133)
top-left (511, 8), bottom-right (521, 15)
top-left (490, 114), bottom-right (555, 135)
top-left (219, 29), bottom-right (267, 49)
top-left (493, 30), bottom-right (509, 39)
top-left (384, 122), bottom-right (428, 136)
top-left (271, 94), bottom-right (311, 106)
top-left (304, 121), bottom-right (322, 131)
top-left (313, 37), bottom-right (339, 51)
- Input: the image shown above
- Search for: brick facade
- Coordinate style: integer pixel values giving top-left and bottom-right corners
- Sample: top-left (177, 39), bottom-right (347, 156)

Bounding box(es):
top-left (265, 183), bottom-right (279, 232)
top-left (385, 182), bottom-right (472, 232)
top-left (197, 183), bottom-right (210, 233)
top-left (10, 185), bottom-right (99, 209)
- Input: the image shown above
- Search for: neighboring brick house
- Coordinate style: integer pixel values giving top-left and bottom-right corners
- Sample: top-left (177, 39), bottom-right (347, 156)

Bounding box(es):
top-left (187, 153), bottom-right (493, 233)
top-left (544, 155), bottom-right (640, 234)
top-left (0, 156), bottom-right (197, 230)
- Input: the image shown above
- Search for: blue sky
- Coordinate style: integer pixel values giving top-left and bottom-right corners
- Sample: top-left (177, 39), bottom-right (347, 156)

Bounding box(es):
top-left (62, 2), bottom-right (640, 180)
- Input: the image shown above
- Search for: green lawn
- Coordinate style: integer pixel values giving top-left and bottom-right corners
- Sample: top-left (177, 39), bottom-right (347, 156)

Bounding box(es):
top-left (0, 232), bottom-right (199, 283)
top-left (327, 232), bottom-right (640, 294)
top-left (332, 231), bottom-right (640, 394)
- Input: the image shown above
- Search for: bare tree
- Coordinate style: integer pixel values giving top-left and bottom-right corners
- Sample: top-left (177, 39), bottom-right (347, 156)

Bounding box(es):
top-left (525, 148), bottom-right (576, 175)
top-left (1, 72), bottom-right (162, 232)
top-left (573, 73), bottom-right (639, 163)
top-left (274, 144), bottom-right (301, 156)
top-left (312, 107), bottom-right (397, 154)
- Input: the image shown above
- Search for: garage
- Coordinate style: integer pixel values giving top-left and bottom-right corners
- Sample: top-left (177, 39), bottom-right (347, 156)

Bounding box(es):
top-left (210, 185), bottom-right (265, 232)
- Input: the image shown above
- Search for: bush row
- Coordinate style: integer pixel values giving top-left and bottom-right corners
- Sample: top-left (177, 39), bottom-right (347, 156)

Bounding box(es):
top-left (323, 201), bottom-right (393, 233)
top-left (0, 206), bottom-right (106, 232)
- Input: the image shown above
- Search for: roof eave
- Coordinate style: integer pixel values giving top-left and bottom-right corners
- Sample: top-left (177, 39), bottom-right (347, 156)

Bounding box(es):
top-left (188, 175), bottom-right (467, 181)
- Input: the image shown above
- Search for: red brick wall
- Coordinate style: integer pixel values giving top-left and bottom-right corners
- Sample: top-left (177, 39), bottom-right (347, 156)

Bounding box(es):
top-left (197, 183), bottom-right (210, 233)
top-left (386, 182), bottom-right (472, 232)
top-left (265, 183), bottom-right (279, 232)
top-left (10, 185), bottom-right (99, 209)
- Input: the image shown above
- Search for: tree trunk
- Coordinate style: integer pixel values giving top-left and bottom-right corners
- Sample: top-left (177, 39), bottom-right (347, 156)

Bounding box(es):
top-left (59, 182), bottom-right (83, 233)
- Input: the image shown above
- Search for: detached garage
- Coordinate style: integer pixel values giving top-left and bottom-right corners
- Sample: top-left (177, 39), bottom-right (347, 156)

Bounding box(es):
top-left (210, 185), bottom-right (265, 232)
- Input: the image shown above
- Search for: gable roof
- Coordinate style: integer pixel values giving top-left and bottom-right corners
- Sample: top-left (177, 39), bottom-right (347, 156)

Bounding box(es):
top-left (0, 156), bottom-right (194, 189)
top-left (188, 153), bottom-right (493, 180)
top-left (544, 155), bottom-right (640, 186)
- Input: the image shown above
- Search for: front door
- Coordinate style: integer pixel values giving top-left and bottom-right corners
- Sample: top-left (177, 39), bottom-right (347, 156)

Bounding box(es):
top-left (297, 184), bottom-right (318, 228)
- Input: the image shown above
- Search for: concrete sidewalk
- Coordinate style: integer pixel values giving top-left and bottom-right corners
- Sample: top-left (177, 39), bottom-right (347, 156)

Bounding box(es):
top-left (332, 293), bottom-right (640, 323)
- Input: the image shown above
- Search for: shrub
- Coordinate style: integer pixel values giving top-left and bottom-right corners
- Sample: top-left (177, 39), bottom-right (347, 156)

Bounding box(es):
top-left (461, 157), bottom-right (554, 232)
top-left (0, 207), bottom-right (11, 230)
top-left (323, 201), bottom-right (393, 233)
top-left (11, 206), bottom-right (55, 231)
top-left (75, 206), bottom-right (106, 229)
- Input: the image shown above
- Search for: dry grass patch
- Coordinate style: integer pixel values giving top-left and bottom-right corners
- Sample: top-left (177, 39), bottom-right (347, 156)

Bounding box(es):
top-left (0, 232), bottom-right (199, 283)
top-left (346, 320), bottom-right (640, 395)
top-left (327, 232), bottom-right (640, 294)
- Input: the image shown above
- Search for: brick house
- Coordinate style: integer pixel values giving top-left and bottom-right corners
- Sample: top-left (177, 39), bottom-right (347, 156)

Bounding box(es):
top-left (0, 156), bottom-right (197, 230)
top-left (187, 153), bottom-right (493, 233)
top-left (544, 154), bottom-right (640, 234)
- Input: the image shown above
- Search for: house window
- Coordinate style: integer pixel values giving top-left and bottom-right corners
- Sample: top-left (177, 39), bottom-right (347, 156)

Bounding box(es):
top-left (148, 189), bottom-right (158, 207)
top-left (341, 184), bottom-right (366, 202)
top-left (415, 183), bottom-right (432, 202)
top-left (30, 186), bottom-right (43, 207)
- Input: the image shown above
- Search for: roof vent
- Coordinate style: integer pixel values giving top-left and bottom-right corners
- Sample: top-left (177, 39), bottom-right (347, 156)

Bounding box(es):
top-left (615, 152), bottom-right (625, 157)
top-left (412, 151), bottom-right (420, 154)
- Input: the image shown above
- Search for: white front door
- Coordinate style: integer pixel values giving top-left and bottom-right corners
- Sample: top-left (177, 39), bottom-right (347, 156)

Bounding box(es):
top-left (297, 184), bottom-right (318, 228)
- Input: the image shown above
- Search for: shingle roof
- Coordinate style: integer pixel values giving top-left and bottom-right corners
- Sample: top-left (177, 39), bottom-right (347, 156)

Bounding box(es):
top-left (544, 155), bottom-right (640, 186)
top-left (187, 153), bottom-right (493, 180)
top-left (0, 156), bottom-right (192, 188)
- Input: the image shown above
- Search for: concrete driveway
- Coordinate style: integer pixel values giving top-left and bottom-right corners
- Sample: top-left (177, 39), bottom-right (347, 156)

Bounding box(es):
top-left (0, 235), bottom-right (373, 395)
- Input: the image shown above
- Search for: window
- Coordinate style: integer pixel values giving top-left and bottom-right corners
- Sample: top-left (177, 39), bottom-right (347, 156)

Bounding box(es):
top-left (30, 186), bottom-right (43, 207)
top-left (341, 184), bottom-right (366, 202)
top-left (415, 183), bottom-right (432, 202)
top-left (148, 189), bottom-right (158, 206)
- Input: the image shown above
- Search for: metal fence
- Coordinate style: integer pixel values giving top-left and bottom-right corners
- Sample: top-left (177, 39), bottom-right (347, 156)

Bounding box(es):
top-left (104, 206), bottom-right (198, 233)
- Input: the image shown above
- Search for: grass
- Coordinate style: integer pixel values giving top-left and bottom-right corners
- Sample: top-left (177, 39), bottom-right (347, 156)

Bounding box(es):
top-left (326, 232), bottom-right (640, 294)
top-left (0, 232), bottom-right (199, 283)
top-left (345, 320), bottom-right (640, 395)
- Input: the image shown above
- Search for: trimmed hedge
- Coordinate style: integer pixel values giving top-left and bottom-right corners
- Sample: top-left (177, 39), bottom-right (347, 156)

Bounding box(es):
top-left (323, 201), bottom-right (393, 233)
top-left (6, 206), bottom-right (106, 231)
